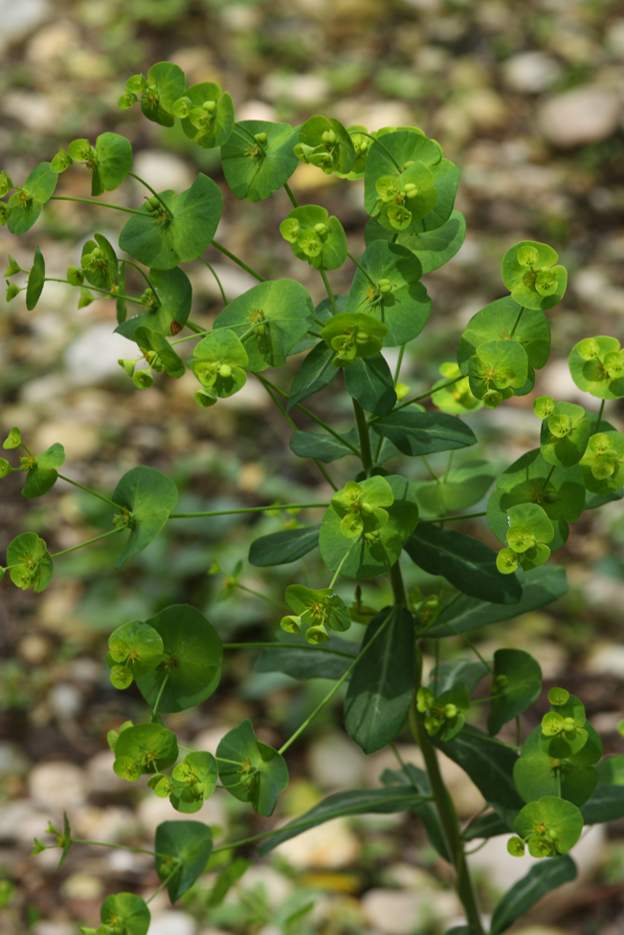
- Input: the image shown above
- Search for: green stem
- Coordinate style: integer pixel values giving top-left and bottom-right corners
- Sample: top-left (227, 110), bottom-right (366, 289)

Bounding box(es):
top-left (319, 269), bottom-right (337, 314)
top-left (127, 171), bottom-right (173, 217)
top-left (595, 399), bottom-right (606, 429)
top-left (56, 472), bottom-right (119, 509)
top-left (211, 240), bottom-right (264, 283)
top-left (352, 398), bottom-right (373, 474)
top-left (45, 278), bottom-right (143, 306)
top-left (386, 374), bottom-right (465, 416)
top-left (223, 641), bottom-right (355, 659)
top-left (120, 258), bottom-right (155, 293)
top-left (389, 561), bottom-right (407, 607)
top-left (509, 306), bottom-right (525, 338)
top-left (69, 837), bottom-right (160, 858)
top-left (436, 511), bottom-right (487, 524)
top-left (284, 183), bottom-right (299, 208)
top-left (278, 609), bottom-right (394, 756)
top-left (360, 131), bottom-right (401, 171)
top-left (50, 194), bottom-right (145, 216)
top-left (169, 502), bottom-right (328, 519)
top-left (50, 526), bottom-right (123, 558)
top-left (233, 582), bottom-right (283, 609)
top-left (201, 259), bottom-right (229, 304)
top-left (410, 703), bottom-right (485, 934)
top-left (151, 672), bottom-right (170, 720)
top-left (347, 250), bottom-right (376, 286)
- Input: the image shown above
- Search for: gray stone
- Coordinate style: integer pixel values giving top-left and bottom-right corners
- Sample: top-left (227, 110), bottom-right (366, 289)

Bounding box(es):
top-left (503, 52), bottom-right (562, 93)
top-left (0, 0), bottom-right (49, 51)
top-left (149, 912), bottom-right (196, 935)
top-left (29, 761), bottom-right (87, 809)
top-left (133, 151), bottom-right (193, 193)
top-left (0, 741), bottom-right (30, 777)
top-left (538, 86), bottom-right (621, 147)
top-left (307, 732), bottom-right (366, 788)
top-left (64, 324), bottom-right (135, 386)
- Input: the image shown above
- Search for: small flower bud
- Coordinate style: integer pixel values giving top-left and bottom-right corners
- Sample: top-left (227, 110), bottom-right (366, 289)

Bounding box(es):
top-left (66, 265), bottom-right (84, 285)
top-left (126, 73), bottom-right (146, 94)
top-left (118, 91), bottom-right (137, 110)
top-left (78, 288), bottom-right (94, 309)
top-left (5, 282), bottom-right (19, 302)
top-left (254, 131), bottom-right (268, 144)
top-left (51, 149), bottom-right (72, 173)
top-left (0, 458), bottom-right (11, 478)
top-left (507, 836), bottom-right (525, 857)
top-left (0, 170), bottom-right (13, 197)
top-left (132, 370), bottom-right (154, 389)
top-left (172, 96), bottom-right (192, 118)
top-left (547, 686), bottom-right (570, 706)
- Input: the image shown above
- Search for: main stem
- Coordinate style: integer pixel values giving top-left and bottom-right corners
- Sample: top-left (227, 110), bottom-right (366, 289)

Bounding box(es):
top-left (353, 399), bottom-right (373, 475)
top-left (410, 695), bottom-right (485, 933)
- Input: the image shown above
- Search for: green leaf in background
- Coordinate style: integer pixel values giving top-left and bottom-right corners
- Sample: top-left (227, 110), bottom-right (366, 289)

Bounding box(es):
top-left (346, 241), bottom-right (431, 346)
top-left (98, 892), bottom-right (151, 935)
top-left (513, 795), bottom-right (583, 856)
top-left (257, 786), bottom-right (430, 854)
top-left (255, 632), bottom-right (357, 681)
top-left (222, 120), bottom-right (299, 201)
top-left (414, 459), bottom-right (495, 519)
top-left (437, 725), bottom-right (523, 812)
top-left (344, 607), bottom-right (416, 753)
top-left (113, 723), bottom-right (178, 780)
top-left (344, 354), bottom-right (397, 415)
top-left (21, 442), bottom-right (65, 499)
top-left (154, 820), bottom-right (213, 902)
top-left (7, 162), bottom-right (58, 234)
top-left (501, 240), bottom-right (567, 311)
top-left (405, 524), bottom-right (522, 604)
top-left (117, 267), bottom-right (192, 339)
top-left (6, 532), bottom-right (53, 592)
top-left (136, 604), bottom-right (223, 713)
top-left (489, 856), bottom-right (576, 934)
top-left (488, 649), bottom-right (542, 734)
top-left (458, 297), bottom-right (551, 373)
top-left (140, 61), bottom-right (187, 126)
top-left (91, 132), bottom-right (133, 195)
top-left (179, 81), bottom-right (234, 148)
top-left (26, 247), bottom-right (45, 310)
top-left (214, 279), bottom-right (313, 371)
top-left (365, 209), bottom-right (466, 274)
top-left (287, 341), bottom-right (338, 409)
top-left (290, 429), bottom-right (357, 463)
top-left (373, 410), bottom-right (476, 457)
top-left (216, 720), bottom-right (289, 816)
top-left (119, 173), bottom-right (223, 269)
top-left (568, 335), bottom-right (624, 400)
top-left (426, 565), bottom-right (567, 639)
top-left (113, 465), bottom-right (178, 565)
top-left (191, 329), bottom-right (249, 403)
top-left (248, 525), bottom-right (320, 567)
top-left (280, 204), bottom-right (348, 270)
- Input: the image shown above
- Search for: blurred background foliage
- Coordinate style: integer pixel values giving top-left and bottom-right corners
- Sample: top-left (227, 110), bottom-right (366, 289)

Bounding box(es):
top-left (1, 0), bottom-right (624, 933)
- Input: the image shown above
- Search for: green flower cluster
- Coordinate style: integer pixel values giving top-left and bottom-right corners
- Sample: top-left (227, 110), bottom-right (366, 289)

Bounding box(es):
top-left (280, 584), bottom-right (351, 644)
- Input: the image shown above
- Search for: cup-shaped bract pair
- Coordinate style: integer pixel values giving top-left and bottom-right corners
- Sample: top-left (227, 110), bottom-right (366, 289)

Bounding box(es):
top-left (468, 340), bottom-right (529, 408)
top-left (81, 233), bottom-right (120, 292)
top-left (279, 204), bottom-right (347, 271)
top-left (431, 361), bottom-right (483, 414)
top-left (321, 312), bottom-right (387, 366)
top-left (534, 397), bottom-right (592, 468)
top-left (579, 431), bottom-right (624, 494)
top-left (123, 62), bottom-right (187, 128)
top-left (416, 685), bottom-right (468, 741)
top-left (3, 532), bottom-right (53, 593)
top-left (167, 752), bottom-right (218, 813)
top-left (280, 584), bottom-right (351, 644)
top-left (331, 476), bottom-right (394, 542)
top-left (191, 329), bottom-right (249, 407)
top-left (173, 81), bottom-right (234, 149)
top-left (502, 240), bottom-right (567, 311)
top-left (540, 690), bottom-right (589, 758)
top-left (107, 620), bottom-right (165, 690)
top-left (80, 891), bottom-right (151, 935)
top-left (4, 161), bottom-right (58, 235)
top-left (113, 722), bottom-right (179, 782)
top-left (496, 502), bottom-right (555, 575)
top-left (294, 115), bottom-right (356, 176)
top-left (510, 795), bottom-right (583, 858)
top-left (569, 335), bottom-right (624, 400)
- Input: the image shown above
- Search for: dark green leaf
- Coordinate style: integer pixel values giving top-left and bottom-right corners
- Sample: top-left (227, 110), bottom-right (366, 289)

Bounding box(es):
top-left (365, 210), bottom-right (466, 274)
top-left (255, 632), bottom-right (357, 680)
top-left (249, 525), bottom-right (320, 567)
top-left (26, 247), bottom-right (45, 310)
top-left (289, 430), bottom-right (357, 463)
top-left (216, 720), bottom-right (288, 816)
top-left (344, 354), bottom-right (396, 415)
top-left (22, 442), bottom-right (64, 499)
top-left (490, 856), bottom-right (576, 934)
top-left (116, 267), bottom-right (192, 338)
top-left (405, 524), bottom-right (522, 604)
top-left (344, 607), bottom-right (415, 753)
top-left (426, 565), bottom-right (568, 638)
top-left (373, 410), bottom-right (476, 456)
top-left (155, 820), bottom-right (213, 903)
top-left (488, 649), bottom-right (542, 734)
top-left (288, 341), bottom-right (338, 408)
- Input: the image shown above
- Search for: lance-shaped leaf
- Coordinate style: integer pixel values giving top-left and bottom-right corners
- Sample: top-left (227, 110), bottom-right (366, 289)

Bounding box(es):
top-left (365, 209), bottom-right (466, 274)
top-left (214, 279), bottom-right (314, 371)
top-left (222, 120), bottom-right (299, 201)
top-left (113, 465), bottom-right (178, 565)
top-left (26, 247), bottom-right (45, 310)
top-left (287, 341), bottom-right (338, 408)
top-left (249, 524), bottom-right (320, 567)
top-left (258, 786), bottom-right (432, 854)
top-left (290, 429), bottom-right (357, 463)
top-left (414, 459), bottom-right (495, 519)
top-left (344, 607), bottom-right (415, 753)
top-left (405, 524), bottom-right (522, 604)
top-left (155, 820), bottom-right (213, 903)
top-left (135, 604), bottom-right (223, 713)
top-left (426, 565), bottom-right (567, 639)
top-left (216, 720), bottom-right (289, 816)
top-left (255, 632), bottom-right (357, 681)
top-left (488, 649), bottom-right (542, 734)
top-left (347, 241), bottom-right (431, 346)
top-left (373, 410), bottom-right (476, 457)
top-left (489, 857), bottom-right (577, 934)
top-left (344, 354), bottom-right (396, 416)
top-left (119, 173), bottom-right (223, 269)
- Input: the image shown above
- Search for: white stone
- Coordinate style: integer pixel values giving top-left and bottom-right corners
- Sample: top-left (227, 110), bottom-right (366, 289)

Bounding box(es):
top-left (503, 52), bottom-right (562, 93)
top-left (149, 911), bottom-right (196, 935)
top-left (64, 324), bottom-right (136, 386)
top-left (362, 888), bottom-right (429, 934)
top-left (272, 817), bottom-right (359, 868)
top-left (29, 761), bottom-right (87, 810)
top-left (236, 866), bottom-right (291, 906)
top-left (0, 741), bottom-right (30, 777)
top-left (587, 643), bottom-right (624, 678)
top-left (48, 683), bottom-right (82, 720)
top-left (538, 86), bottom-right (622, 147)
top-left (133, 151), bottom-right (194, 193)
top-left (138, 792), bottom-right (225, 834)
top-left (33, 924), bottom-right (76, 935)
top-left (0, 799), bottom-right (49, 843)
top-left (307, 733), bottom-right (366, 788)
top-left (0, 0), bottom-right (49, 50)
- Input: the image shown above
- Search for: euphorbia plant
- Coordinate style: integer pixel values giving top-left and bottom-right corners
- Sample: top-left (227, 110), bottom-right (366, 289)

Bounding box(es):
top-left (3, 61), bottom-right (624, 934)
